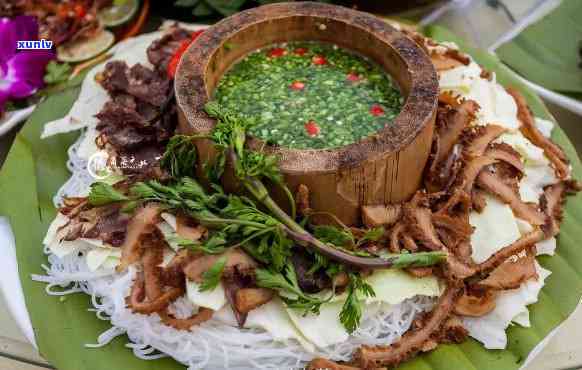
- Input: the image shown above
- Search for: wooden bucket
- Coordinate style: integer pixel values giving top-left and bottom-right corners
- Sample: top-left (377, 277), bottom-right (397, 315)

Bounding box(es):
top-left (175, 2), bottom-right (438, 225)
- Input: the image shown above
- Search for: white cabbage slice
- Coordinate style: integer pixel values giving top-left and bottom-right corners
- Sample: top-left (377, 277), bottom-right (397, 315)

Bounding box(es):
top-left (438, 62), bottom-right (482, 94)
top-left (286, 301), bottom-right (349, 349)
top-left (469, 195), bottom-right (521, 263)
top-left (498, 132), bottom-right (547, 166)
top-left (519, 164), bottom-right (559, 204)
top-left (186, 280), bottom-right (227, 311)
top-left (214, 298), bottom-right (315, 352)
top-left (439, 63), bottom-right (520, 130)
top-left (536, 237), bottom-right (557, 256)
top-left (86, 247), bottom-right (121, 271)
top-left (202, 268), bottom-right (442, 350)
top-left (534, 117), bottom-right (554, 138)
top-left (463, 263), bottom-right (551, 349)
top-left (364, 269), bottom-right (442, 304)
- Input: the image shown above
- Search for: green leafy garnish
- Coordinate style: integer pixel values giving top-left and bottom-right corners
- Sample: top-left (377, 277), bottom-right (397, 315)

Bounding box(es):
top-left (340, 273), bottom-right (376, 333)
top-left (199, 256), bottom-right (227, 292)
top-left (356, 226), bottom-right (385, 247)
top-left (88, 182), bottom-right (129, 206)
top-left (313, 224), bottom-right (354, 247)
top-left (43, 61), bottom-right (71, 85)
top-left (161, 135), bottom-right (198, 178)
top-left (255, 265), bottom-right (330, 315)
top-left (166, 234), bottom-right (226, 255)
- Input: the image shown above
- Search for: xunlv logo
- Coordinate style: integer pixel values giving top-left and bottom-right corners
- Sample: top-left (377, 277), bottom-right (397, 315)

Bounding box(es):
top-left (16, 39), bottom-right (53, 50)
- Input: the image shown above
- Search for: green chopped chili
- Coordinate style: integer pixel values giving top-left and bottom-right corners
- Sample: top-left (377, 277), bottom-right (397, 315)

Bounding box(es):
top-left (214, 42), bottom-right (403, 150)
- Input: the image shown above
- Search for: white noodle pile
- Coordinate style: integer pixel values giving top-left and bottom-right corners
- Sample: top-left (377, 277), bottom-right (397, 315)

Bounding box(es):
top-left (33, 252), bottom-right (432, 369)
top-left (33, 130), bottom-right (434, 369)
top-left (54, 129), bottom-right (95, 206)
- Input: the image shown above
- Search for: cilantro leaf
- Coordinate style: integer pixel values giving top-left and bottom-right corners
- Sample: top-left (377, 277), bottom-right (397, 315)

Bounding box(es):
top-left (161, 135), bottom-right (198, 178)
top-left (356, 226), bottom-right (385, 246)
top-left (88, 182), bottom-right (129, 206)
top-left (313, 225), bottom-right (354, 247)
top-left (339, 273), bottom-right (376, 333)
top-left (256, 265), bottom-right (328, 315)
top-left (199, 256), bottom-right (227, 292)
top-left (43, 61), bottom-right (71, 85)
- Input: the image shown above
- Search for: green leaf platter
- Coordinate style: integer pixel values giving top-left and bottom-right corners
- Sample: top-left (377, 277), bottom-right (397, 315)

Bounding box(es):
top-left (0, 25), bottom-right (581, 370)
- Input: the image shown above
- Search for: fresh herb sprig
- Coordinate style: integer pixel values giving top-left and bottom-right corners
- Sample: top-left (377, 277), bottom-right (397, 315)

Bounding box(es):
top-left (88, 182), bottom-right (129, 206)
top-left (89, 178), bottom-right (296, 268)
top-left (203, 102), bottom-right (437, 271)
top-left (161, 135), bottom-right (199, 178)
top-left (199, 256), bottom-right (227, 292)
top-left (255, 265), bottom-right (331, 315)
top-left (86, 105), bottom-right (447, 333)
top-left (340, 273), bottom-right (376, 333)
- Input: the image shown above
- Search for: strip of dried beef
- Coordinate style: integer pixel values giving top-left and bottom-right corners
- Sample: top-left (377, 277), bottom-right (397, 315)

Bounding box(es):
top-left (95, 58), bottom-right (176, 178)
top-left (100, 62), bottom-right (171, 107)
top-left (147, 27), bottom-right (193, 74)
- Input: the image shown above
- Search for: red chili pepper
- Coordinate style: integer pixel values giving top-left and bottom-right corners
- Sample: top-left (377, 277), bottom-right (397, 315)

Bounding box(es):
top-left (74, 4), bottom-right (86, 18)
top-left (304, 120), bottom-right (320, 137)
top-left (267, 47), bottom-right (287, 58)
top-left (370, 104), bottom-right (385, 117)
top-left (191, 29), bottom-right (204, 41)
top-left (346, 72), bottom-right (360, 82)
top-left (293, 47), bottom-right (308, 56)
top-left (166, 30), bottom-right (205, 78)
top-left (312, 55), bottom-right (327, 65)
top-left (290, 81), bottom-right (305, 90)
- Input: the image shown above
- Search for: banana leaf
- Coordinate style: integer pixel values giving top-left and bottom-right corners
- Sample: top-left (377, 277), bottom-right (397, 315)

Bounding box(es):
top-left (0, 26), bottom-right (581, 370)
top-left (496, 0), bottom-right (582, 94)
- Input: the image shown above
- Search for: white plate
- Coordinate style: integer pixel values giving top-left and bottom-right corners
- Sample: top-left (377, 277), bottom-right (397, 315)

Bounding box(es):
top-left (0, 217), bottom-right (37, 347)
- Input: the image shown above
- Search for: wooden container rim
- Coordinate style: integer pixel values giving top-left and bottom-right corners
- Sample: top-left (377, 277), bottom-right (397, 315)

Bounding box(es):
top-left (175, 2), bottom-right (438, 174)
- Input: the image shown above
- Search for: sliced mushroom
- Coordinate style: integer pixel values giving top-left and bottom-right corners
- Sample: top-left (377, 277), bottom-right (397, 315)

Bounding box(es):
top-left (431, 53), bottom-right (465, 72)
top-left (406, 267), bottom-right (434, 278)
top-left (118, 203), bottom-right (162, 272)
top-left (235, 288), bottom-right (274, 314)
top-left (183, 248), bottom-right (257, 283)
top-left (176, 214), bottom-right (206, 241)
top-left (454, 287), bottom-right (496, 317)
top-left (485, 143), bottom-right (524, 174)
top-left (141, 240), bottom-right (164, 300)
top-left (477, 229), bottom-right (545, 276)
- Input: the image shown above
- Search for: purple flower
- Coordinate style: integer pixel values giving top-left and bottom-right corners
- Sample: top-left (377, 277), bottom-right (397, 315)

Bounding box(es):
top-left (0, 16), bottom-right (54, 114)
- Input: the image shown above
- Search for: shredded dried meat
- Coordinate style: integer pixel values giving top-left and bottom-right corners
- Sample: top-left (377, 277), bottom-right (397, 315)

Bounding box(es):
top-left (355, 284), bottom-right (462, 368)
top-left (478, 250), bottom-right (538, 290)
top-left (506, 88), bottom-right (570, 179)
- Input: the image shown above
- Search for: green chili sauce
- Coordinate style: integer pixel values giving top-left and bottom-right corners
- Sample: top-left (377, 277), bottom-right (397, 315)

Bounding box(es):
top-left (214, 42), bottom-right (403, 150)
